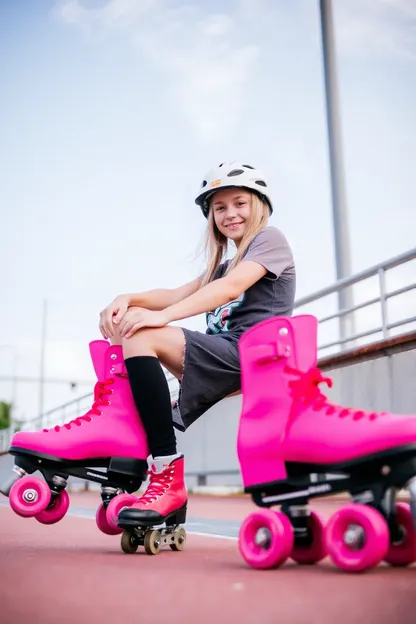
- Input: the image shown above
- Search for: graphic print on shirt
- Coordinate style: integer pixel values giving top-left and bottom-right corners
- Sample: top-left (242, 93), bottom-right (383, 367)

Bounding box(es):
top-left (206, 293), bottom-right (245, 334)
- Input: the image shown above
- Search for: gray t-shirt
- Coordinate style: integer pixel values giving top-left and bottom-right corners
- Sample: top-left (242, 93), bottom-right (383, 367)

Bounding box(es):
top-left (205, 226), bottom-right (296, 335)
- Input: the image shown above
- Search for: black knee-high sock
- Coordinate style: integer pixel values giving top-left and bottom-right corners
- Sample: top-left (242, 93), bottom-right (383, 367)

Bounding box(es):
top-left (124, 356), bottom-right (177, 458)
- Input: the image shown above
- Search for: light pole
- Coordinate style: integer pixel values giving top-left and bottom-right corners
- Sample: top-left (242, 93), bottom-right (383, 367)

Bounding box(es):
top-left (319, 0), bottom-right (355, 346)
top-left (39, 299), bottom-right (47, 419)
top-left (0, 344), bottom-right (18, 430)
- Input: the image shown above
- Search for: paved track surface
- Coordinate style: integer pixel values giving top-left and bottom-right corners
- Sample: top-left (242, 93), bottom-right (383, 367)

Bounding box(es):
top-left (0, 492), bottom-right (414, 624)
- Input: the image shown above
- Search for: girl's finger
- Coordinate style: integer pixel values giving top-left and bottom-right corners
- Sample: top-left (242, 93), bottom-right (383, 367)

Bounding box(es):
top-left (120, 322), bottom-right (131, 338)
top-left (126, 322), bottom-right (141, 338)
top-left (113, 306), bottom-right (126, 324)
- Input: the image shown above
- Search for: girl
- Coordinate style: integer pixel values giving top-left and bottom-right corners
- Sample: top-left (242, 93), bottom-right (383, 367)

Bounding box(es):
top-left (103, 161), bottom-right (296, 527)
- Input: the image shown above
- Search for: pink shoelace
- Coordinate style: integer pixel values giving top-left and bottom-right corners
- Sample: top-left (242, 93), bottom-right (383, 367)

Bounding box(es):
top-left (137, 466), bottom-right (175, 505)
top-left (285, 366), bottom-right (380, 422)
top-left (43, 378), bottom-right (115, 432)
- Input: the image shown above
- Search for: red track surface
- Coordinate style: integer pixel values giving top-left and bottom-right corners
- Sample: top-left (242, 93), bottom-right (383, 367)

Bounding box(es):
top-left (0, 493), bottom-right (414, 624)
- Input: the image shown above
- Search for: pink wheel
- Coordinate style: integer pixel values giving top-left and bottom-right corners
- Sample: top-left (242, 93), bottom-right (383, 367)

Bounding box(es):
top-left (9, 476), bottom-right (51, 518)
top-left (106, 493), bottom-right (137, 531)
top-left (325, 504), bottom-right (389, 573)
top-left (96, 502), bottom-right (122, 535)
top-left (291, 510), bottom-right (327, 565)
top-left (384, 503), bottom-right (416, 567)
top-left (277, 511), bottom-right (295, 561)
top-left (238, 509), bottom-right (294, 570)
top-left (35, 490), bottom-right (70, 525)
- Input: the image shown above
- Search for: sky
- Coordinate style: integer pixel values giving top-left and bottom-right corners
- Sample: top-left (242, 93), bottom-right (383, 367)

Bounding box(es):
top-left (0, 0), bottom-right (415, 423)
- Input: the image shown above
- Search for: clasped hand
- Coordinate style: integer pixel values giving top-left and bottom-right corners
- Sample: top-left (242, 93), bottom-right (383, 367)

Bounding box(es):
top-left (118, 307), bottom-right (169, 338)
top-left (99, 295), bottom-right (169, 339)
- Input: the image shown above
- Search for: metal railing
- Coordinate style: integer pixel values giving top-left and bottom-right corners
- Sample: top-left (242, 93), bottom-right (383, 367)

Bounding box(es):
top-left (1, 247), bottom-right (415, 454)
top-left (0, 372), bottom-right (179, 446)
top-left (294, 247), bottom-right (416, 354)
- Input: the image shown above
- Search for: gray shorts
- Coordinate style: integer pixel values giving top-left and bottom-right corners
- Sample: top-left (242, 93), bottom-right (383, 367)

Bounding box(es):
top-left (172, 327), bottom-right (242, 431)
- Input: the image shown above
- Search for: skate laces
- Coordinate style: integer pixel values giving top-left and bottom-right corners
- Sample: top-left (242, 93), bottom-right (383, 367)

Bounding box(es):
top-left (286, 366), bottom-right (379, 421)
top-left (43, 378), bottom-right (114, 432)
top-left (137, 466), bottom-right (175, 505)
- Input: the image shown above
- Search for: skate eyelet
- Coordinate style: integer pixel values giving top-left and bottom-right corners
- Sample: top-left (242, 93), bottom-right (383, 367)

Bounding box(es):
top-left (110, 354), bottom-right (117, 360)
top-left (110, 367), bottom-right (115, 373)
top-left (107, 401), bottom-right (111, 405)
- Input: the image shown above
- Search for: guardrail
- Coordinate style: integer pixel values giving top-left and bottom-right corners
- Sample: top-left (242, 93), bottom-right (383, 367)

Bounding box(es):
top-left (295, 247), bottom-right (416, 354)
top-left (1, 247), bottom-right (415, 455)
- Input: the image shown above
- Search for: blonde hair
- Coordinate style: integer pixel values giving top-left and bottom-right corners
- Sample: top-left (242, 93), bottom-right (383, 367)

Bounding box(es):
top-left (200, 192), bottom-right (270, 287)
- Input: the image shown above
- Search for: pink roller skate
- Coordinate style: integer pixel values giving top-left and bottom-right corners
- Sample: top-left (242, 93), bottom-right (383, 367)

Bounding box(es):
top-left (236, 314), bottom-right (416, 573)
top-left (117, 454), bottom-right (188, 555)
top-left (1, 340), bottom-right (149, 534)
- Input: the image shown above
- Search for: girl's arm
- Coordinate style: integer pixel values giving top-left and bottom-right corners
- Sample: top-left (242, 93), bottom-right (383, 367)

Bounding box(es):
top-left (163, 261), bottom-right (266, 323)
top-left (126, 276), bottom-right (203, 310)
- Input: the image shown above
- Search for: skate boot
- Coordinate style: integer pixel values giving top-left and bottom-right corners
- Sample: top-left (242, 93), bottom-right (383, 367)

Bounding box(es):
top-left (2, 340), bottom-right (149, 534)
top-left (116, 454), bottom-right (188, 555)
top-left (236, 314), bottom-right (416, 573)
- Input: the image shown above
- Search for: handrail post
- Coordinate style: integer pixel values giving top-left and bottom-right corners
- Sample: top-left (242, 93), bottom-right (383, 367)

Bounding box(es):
top-left (378, 267), bottom-right (389, 339)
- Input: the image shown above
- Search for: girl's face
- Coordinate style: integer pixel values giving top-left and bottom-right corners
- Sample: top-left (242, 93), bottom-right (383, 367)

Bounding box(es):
top-left (210, 188), bottom-right (252, 246)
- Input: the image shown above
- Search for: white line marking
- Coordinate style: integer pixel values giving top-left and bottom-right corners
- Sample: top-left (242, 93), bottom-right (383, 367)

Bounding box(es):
top-left (0, 502), bottom-right (239, 541)
top-left (70, 511), bottom-right (239, 540)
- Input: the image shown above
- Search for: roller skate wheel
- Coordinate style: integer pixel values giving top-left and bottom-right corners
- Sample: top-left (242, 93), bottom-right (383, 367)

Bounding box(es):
top-left (121, 530), bottom-right (140, 554)
top-left (35, 490), bottom-right (70, 525)
top-left (105, 493), bottom-right (137, 531)
top-left (325, 504), bottom-right (389, 573)
top-left (290, 510), bottom-right (327, 565)
top-left (170, 527), bottom-right (186, 551)
top-left (144, 529), bottom-right (162, 555)
top-left (9, 476), bottom-right (51, 518)
top-left (96, 502), bottom-right (123, 536)
top-left (384, 503), bottom-right (416, 567)
top-left (238, 509), bottom-right (294, 570)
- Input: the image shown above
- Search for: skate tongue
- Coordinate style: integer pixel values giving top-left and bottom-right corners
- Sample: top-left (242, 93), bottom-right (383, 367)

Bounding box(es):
top-left (148, 454), bottom-right (181, 474)
top-left (89, 340), bottom-right (109, 380)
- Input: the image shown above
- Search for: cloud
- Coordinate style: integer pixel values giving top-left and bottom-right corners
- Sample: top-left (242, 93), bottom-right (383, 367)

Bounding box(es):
top-left (335, 0), bottom-right (416, 62)
top-left (56, 0), bottom-right (260, 142)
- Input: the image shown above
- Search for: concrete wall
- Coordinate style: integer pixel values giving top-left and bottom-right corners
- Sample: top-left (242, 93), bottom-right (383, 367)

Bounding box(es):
top-left (321, 346), bottom-right (416, 415)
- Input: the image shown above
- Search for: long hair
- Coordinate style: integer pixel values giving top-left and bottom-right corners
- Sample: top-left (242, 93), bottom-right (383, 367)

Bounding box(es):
top-left (200, 192), bottom-right (270, 287)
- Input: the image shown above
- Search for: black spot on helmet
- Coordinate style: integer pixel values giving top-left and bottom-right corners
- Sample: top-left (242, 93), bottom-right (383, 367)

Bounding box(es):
top-left (195, 161), bottom-right (273, 218)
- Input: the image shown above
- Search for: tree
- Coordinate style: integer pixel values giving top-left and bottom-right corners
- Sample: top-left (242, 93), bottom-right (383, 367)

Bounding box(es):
top-left (0, 401), bottom-right (11, 430)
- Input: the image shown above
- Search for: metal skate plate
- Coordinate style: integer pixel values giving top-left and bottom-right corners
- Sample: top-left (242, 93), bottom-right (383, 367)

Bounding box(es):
top-left (0, 466), bottom-right (26, 497)
top-left (407, 476), bottom-right (416, 529)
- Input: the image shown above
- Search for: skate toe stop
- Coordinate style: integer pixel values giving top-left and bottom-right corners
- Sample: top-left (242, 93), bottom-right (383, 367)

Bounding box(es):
top-left (118, 507), bottom-right (164, 527)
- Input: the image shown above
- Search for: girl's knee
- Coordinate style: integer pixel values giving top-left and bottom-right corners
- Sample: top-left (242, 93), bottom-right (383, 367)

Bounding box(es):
top-left (121, 328), bottom-right (159, 358)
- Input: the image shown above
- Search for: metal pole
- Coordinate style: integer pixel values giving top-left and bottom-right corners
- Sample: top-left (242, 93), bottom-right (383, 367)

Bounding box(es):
top-left (10, 351), bottom-right (17, 430)
top-left (39, 299), bottom-right (47, 418)
top-left (0, 345), bottom-right (18, 430)
top-left (319, 0), bottom-right (354, 346)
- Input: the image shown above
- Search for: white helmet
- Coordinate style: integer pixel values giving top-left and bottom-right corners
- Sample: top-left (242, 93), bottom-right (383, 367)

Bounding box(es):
top-left (194, 161), bottom-right (273, 218)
